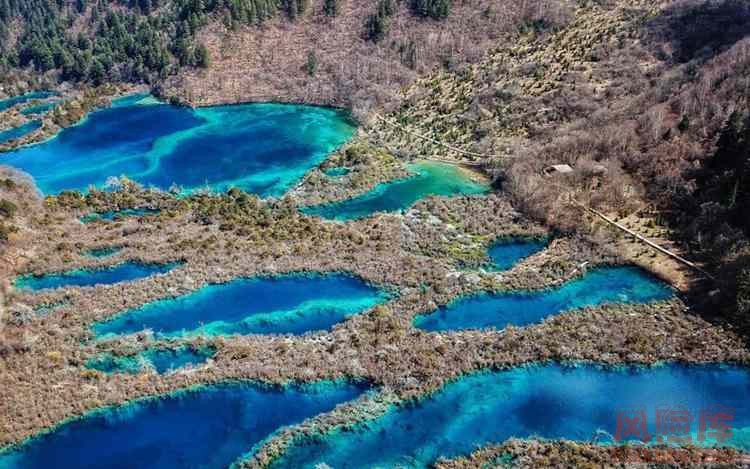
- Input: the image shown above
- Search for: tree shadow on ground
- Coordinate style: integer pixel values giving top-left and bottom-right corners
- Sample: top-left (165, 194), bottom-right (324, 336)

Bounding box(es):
top-left (647, 0), bottom-right (750, 63)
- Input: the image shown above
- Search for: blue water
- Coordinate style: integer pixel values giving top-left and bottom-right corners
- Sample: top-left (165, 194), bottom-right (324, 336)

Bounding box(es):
top-left (414, 266), bottom-right (672, 332)
top-left (0, 121), bottom-right (42, 145)
top-left (0, 381), bottom-right (369, 469)
top-left (0, 91), bottom-right (57, 112)
top-left (324, 167), bottom-right (350, 177)
top-left (86, 347), bottom-right (216, 375)
top-left (486, 238), bottom-right (547, 271)
top-left (1, 94), bottom-right (355, 195)
top-left (144, 347), bottom-right (216, 374)
top-left (93, 273), bottom-right (390, 338)
top-left (16, 261), bottom-right (180, 291)
top-left (85, 246), bottom-right (123, 258)
top-left (81, 208), bottom-right (160, 223)
top-left (273, 364), bottom-right (750, 468)
top-left (85, 354), bottom-right (143, 375)
top-left (302, 161), bottom-right (488, 221)
top-left (20, 101), bottom-right (59, 116)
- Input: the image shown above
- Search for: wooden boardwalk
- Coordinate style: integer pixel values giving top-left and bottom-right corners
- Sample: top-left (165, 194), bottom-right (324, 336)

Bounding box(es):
top-left (573, 200), bottom-right (714, 280)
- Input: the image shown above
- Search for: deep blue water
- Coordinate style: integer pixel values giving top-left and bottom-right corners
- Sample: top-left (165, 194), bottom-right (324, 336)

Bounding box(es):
top-left (486, 238), bottom-right (547, 271)
top-left (85, 347), bottom-right (216, 375)
top-left (93, 273), bottom-right (390, 338)
top-left (16, 261), bottom-right (180, 291)
top-left (0, 381), bottom-right (369, 469)
top-left (20, 101), bottom-right (59, 116)
top-left (85, 246), bottom-right (123, 258)
top-left (0, 91), bottom-right (57, 112)
top-left (273, 364), bottom-right (750, 468)
top-left (1, 94), bottom-right (355, 195)
top-left (414, 266), bottom-right (672, 332)
top-left (0, 121), bottom-right (42, 145)
top-left (81, 208), bottom-right (160, 223)
top-left (302, 161), bottom-right (488, 221)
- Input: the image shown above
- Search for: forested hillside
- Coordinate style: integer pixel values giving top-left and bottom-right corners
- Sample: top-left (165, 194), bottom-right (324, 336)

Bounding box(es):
top-left (0, 0), bottom-right (207, 84)
top-left (371, 0), bottom-right (750, 323)
top-left (0, 0), bottom-right (574, 112)
top-left (3, 0), bottom-right (750, 322)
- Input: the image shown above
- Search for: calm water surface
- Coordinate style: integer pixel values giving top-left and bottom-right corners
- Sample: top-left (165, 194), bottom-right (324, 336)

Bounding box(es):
top-left (2, 94), bottom-right (355, 195)
top-left (86, 347), bottom-right (216, 375)
top-left (16, 261), bottom-right (180, 291)
top-left (302, 161), bottom-right (488, 220)
top-left (485, 238), bottom-right (547, 271)
top-left (0, 91), bottom-right (57, 112)
top-left (93, 273), bottom-right (390, 338)
top-left (273, 364), bottom-right (750, 468)
top-left (0, 381), bottom-right (369, 469)
top-left (0, 121), bottom-right (42, 144)
top-left (414, 266), bottom-right (672, 332)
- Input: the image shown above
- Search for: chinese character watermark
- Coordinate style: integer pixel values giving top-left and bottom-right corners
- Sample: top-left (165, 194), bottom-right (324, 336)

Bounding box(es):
top-left (611, 404), bottom-right (742, 464)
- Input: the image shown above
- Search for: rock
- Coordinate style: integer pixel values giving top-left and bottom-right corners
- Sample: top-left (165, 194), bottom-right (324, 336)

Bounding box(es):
top-left (462, 273), bottom-right (482, 285)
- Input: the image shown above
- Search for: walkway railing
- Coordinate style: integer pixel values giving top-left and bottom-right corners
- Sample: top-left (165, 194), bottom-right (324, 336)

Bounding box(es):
top-left (573, 200), bottom-right (714, 280)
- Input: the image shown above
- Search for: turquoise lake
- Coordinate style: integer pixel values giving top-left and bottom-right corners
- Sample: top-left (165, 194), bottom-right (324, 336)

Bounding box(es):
top-left (302, 161), bottom-right (488, 220)
top-left (273, 363), bottom-right (750, 468)
top-left (324, 167), bottom-right (350, 177)
top-left (0, 91), bottom-right (57, 112)
top-left (16, 261), bottom-right (180, 291)
top-left (20, 100), bottom-right (59, 116)
top-left (486, 238), bottom-right (547, 271)
top-left (81, 208), bottom-right (160, 223)
top-left (93, 273), bottom-right (390, 338)
top-left (1, 94), bottom-right (355, 195)
top-left (86, 346), bottom-right (216, 375)
top-left (0, 121), bottom-right (41, 145)
top-left (0, 381), bottom-right (368, 469)
top-left (414, 266), bottom-right (672, 332)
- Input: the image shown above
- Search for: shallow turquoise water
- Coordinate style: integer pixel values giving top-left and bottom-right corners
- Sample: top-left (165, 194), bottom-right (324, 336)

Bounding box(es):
top-left (16, 261), bottom-right (180, 291)
top-left (85, 353), bottom-right (143, 375)
top-left (81, 208), bottom-right (160, 223)
top-left (0, 381), bottom-right (369, 469)
top-left (20, 101), bottom-right (59, 116)
top-left (302, 161), bottom-right (488, 220)
top-left (0, 91), bottom-right (57, 112)
top-left (93, 273), bottom-right (390, 338)
top-left (0, 121), bottom-right (42, 144)
top-left (485, 238), bottom-right (547, 271)
top-left (144, 347), bottom-right (216, 374)
top-left (86, 346), bottom-right (216, 374)
top-left (85, 246), bottom-right (123, 258)
top-left (414, 266), bottom-right (672, 332)
top-left (273, 364), bottom-right (750, 468)
top-left (324, 167), bottom-right (350, 177)
top-left (2, 95), bottom-right (355, 195)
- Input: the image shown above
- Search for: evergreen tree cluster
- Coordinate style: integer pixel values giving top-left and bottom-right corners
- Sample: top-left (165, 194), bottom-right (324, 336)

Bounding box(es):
top-left (411, 0), bottom-right (450, 19)
top-left (703, 109), bottom-right (750, 236)
top-left (364, 0), bottom-right (393, 42)
top-left (0, 0), bottom-right (455, 84)
top-left (0, 0), bottom-right (212, 85)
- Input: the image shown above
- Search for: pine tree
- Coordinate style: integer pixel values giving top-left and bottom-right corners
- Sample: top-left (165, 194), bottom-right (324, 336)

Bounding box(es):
top-left (305, 50), bottom-right (316, 76)
top-left (323, 0), bottom-right (339, 17)
top-left (195, 43), bottom-right (209, 68)
top-left (411, 0), bottom-right (450, 19)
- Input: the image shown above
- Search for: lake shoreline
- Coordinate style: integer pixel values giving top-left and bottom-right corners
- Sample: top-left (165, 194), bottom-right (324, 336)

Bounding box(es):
top-left (2, 185), bottom-right (747, 450)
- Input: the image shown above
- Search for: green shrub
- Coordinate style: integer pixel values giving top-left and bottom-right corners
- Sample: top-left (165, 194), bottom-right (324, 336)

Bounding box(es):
top-left (0, 199), bottom-right (17, 219)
